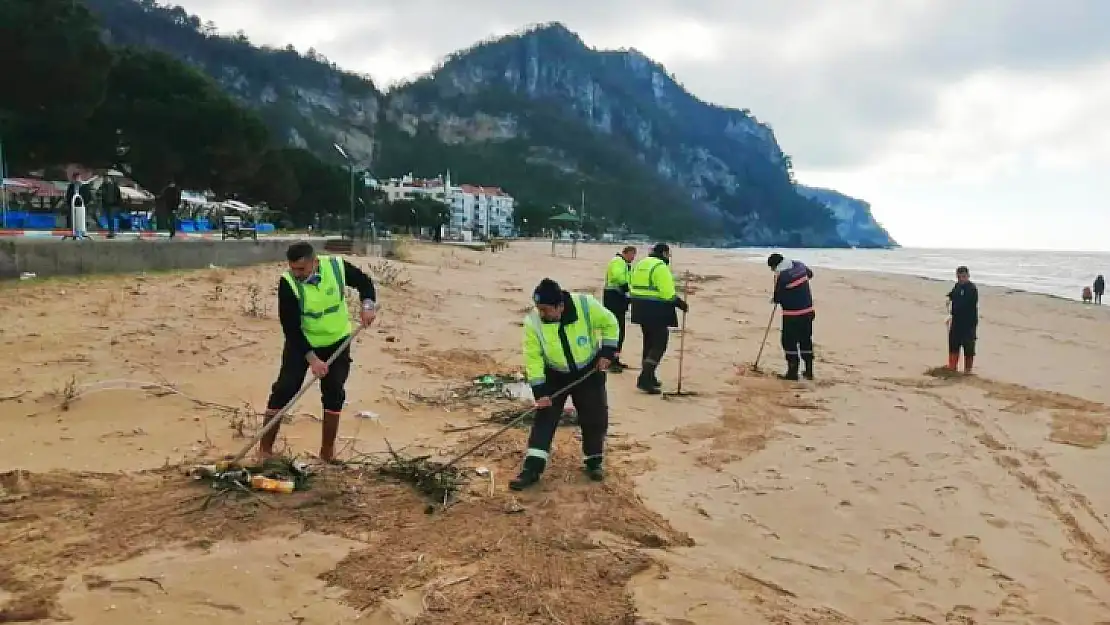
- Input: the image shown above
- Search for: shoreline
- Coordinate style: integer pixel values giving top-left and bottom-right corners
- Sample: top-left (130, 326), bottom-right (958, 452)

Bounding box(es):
top-left (1, 240), bottom-right (1109, 623)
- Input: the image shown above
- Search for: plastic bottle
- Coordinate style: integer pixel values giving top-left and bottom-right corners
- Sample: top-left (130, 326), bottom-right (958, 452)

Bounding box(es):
top-left (250, 475), bottom-right (295, 494)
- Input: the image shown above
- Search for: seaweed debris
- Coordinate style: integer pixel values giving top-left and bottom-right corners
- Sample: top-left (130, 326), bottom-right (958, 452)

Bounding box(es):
top-left (375, 441), bottom-right (468, 506)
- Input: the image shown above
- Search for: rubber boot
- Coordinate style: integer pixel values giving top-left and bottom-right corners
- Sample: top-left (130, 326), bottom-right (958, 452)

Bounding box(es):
top-left (637, 364), bottom-right (661, 394)
top-left (509, 455), bottom-right (545, 491)
top-left (963, 355), bottom-right (974, 374)
top-left (583, 456), bottom-right (604, 482)
top-left (947, 352), bottom-right (959, 371)
top-left (802, 356), bottom-right (814, 381)
top-left (778, 358), bottom-right (800, 381)
top-left (258, 409), bottom-right (280, 458)
top-left (319, 410), bottom-right (341, 463)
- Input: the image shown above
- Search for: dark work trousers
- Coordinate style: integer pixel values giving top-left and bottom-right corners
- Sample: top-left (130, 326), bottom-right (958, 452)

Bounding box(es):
top-left (781, 312), bottom-right (815, 367)
top-left (525, 370), bottom-right (608, 472)
top-left (602, 290), bottom-right (629, 355)
top-left (948, 322), bottom-right (976, 357)
top-left (641, 324), bottom-right (670, 366)
top-left (104, 204), bottom-right (117, 235)
top-left (266, 338), bottom-right (352, 415)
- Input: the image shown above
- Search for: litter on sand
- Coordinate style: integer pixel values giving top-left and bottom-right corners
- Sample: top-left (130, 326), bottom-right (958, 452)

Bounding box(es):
top-left (187, 456), bottom-right (313, 507)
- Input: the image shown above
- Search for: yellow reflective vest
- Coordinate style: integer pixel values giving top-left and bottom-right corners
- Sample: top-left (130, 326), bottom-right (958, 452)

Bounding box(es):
top-left (282, 255), bottom-right (352, 348)
top-left (629, 256), bottom-right (676, 302)
top-left (604, 255), bottom-right (630, 292)
top-left (522, 293), bottom-right (619, 387)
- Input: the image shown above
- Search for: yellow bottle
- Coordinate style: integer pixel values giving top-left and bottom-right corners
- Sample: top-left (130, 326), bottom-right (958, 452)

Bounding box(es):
top-left (250, 475), bottom-right (295, 494)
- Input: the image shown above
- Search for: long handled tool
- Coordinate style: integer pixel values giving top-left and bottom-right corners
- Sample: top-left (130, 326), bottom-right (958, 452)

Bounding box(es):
top-left (437, 370), bottom-right (598, 472)
top-left (228, 323), bottom-right (367, 466)
top-left (664, 273), bottom-right (698, 398)
top-left (751, 304), bottom-right (778, 372)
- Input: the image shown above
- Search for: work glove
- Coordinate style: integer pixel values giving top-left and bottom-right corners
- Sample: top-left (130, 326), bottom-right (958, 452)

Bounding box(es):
top-left (676, 298), bottom-right (689, 313)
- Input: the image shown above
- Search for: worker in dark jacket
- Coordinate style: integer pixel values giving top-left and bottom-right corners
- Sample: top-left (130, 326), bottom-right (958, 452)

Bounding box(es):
top-left (260, 241), bottom-right (378, 462)
top-left (946, 265), bottom-right (979, 373)
top-left (768, 253), bottom-right (815, 380)
top-left (630, 243), bottom-right (688, 394)
top-left (602, 245), bottom-right (636, 372)
top-left (510, 278), bottom-right (619, 490)
top-left (1095, 275), bottom-right (1105, 305)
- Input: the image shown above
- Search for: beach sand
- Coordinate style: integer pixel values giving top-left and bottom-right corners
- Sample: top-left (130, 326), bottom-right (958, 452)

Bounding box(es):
top-left (2, 240), bottom-right (1109, 624)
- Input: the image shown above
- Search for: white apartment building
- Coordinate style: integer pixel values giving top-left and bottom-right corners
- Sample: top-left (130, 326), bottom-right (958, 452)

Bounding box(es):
top-left (373, 172), bottom-right (515, 238)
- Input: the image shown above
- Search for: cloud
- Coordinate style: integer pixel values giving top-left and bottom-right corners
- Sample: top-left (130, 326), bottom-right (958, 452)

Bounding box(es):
top-left (171, 0), bottom-right (1110, 170)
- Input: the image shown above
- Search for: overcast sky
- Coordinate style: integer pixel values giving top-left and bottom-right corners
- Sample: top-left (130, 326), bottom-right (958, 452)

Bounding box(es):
top-left (174, 0), bottom-right (1110, 251)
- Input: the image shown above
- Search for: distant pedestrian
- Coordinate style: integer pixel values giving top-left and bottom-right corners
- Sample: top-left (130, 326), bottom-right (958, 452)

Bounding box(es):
top-left (1095, 275), bottom-right (1104, 305)
top-left (99, 175), bottom-right (122, 238)
top-left (63, 173), bottom-right (80, 230)
top-left (946, 266), bottom-right (979, 373)
top-left (158, 179), bottom-right (181, 239)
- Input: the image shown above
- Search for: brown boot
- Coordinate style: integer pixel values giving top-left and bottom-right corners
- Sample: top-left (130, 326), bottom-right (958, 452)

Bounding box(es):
top-left (963, 355), bottom-right (974, 374)
top-left (258, 409), bottom-right (280, 459)
top-left (320, 410), bottom-right (341, 462)
top-left (947, 353), bottom-right (959, 370)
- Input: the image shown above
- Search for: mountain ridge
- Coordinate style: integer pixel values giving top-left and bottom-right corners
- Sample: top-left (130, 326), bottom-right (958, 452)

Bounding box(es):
top-left (76, 5), bottom-right (895, 246)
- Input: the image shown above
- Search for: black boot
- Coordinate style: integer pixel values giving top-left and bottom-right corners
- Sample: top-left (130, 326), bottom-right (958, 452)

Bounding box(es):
top-left (583, 456), bottom-right (604, 482)
top-left (637, 364), bottom-right (661, 394)
top-left (509, 455), bottom-right (545, 491)
top-left (778, 358), bottom-right (800, 381)
top-left (802, 356), bottom-right (814, 380)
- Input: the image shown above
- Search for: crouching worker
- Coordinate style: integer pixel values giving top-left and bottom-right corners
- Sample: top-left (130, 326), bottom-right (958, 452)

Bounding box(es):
top-left (260, 241), bottom-right (378, 462)
top-left (509, 278), bottom-right (620, 491)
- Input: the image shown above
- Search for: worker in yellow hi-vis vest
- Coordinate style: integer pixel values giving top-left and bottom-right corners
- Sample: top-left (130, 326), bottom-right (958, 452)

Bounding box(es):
top-left (629, 243), bottom-right (688, 394)
top-left (602, 245), bottom-right (636, 372)
top-left (510, 278), bottom-right (620, 491)
top-left (260, 241), bottom-right (378, 463)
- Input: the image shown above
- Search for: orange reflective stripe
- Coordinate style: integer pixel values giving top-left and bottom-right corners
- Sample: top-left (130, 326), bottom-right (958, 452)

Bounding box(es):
top-left (782, 307), bottom-right (814, 316)
top-left (786, 275), bottom-right (809, 289)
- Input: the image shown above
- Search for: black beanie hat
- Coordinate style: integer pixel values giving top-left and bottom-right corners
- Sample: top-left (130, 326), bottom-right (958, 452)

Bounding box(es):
top-left (767, 253), bottom-right (784, 269)
top-left (533, 278), bottom-right (563, 306)
top-left (652, 242), bottom-right (670, 255)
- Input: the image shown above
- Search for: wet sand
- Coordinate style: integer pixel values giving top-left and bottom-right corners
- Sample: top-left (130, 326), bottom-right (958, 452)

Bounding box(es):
top-left (1, 240), bottom-right (1109, 624)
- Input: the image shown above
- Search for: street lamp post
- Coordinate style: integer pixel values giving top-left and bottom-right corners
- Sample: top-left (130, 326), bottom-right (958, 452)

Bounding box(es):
top-left (333, 143), bottom-right (355, 240)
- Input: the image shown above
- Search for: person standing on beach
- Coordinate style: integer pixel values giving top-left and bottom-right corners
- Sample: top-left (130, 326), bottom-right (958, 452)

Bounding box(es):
top-left (1095, 275), bottom-right (1105, 305)
top-left (946, 265), bottom-right (979, 373)
top-left (510, 278), bottom-right (619, 490)
top-left (630, 243), bottom-right (688, 394)
top-left (260, 242), bottom-right (378, 462)
top-left (158, 179), bottom-right (181, 239)
top-left (602, 245), bottom-right (637, 372)
top-left (768, 253), bottom-right (816, 380)
top-left (99, 175), bottom-right (122, 238)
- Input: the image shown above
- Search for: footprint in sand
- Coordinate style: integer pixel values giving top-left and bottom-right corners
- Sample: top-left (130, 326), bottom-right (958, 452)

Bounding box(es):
top-left (980, 512), bottom-right (1010, 529)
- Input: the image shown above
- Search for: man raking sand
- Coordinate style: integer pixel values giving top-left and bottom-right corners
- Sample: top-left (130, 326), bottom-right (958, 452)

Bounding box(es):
top-left (257, 242), bottom-right (378, 462)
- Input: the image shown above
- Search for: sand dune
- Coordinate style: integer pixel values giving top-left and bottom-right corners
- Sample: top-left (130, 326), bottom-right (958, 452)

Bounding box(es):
top-left (1, 240), bottom-right (1109, 624)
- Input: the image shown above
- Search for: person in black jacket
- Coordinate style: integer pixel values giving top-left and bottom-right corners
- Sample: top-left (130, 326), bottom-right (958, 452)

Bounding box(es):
top-left (100, 176), bottom-right (122, 238)
top-left (946, 265), bottom-right (979, 373)
top-left (1095, 275), bottom-right (1105, 305)
top-left (158, 180), bottom-right (181, 238)
top-left (260, 242), bottom-right (378, 462)
top-left (768, 253), bottom-right (816, 380)
top-left (63, 173), bottom-right (80, 231)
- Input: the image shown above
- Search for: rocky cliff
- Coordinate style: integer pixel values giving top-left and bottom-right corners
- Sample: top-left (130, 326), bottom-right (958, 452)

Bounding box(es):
top-left (796, 185), bottom-right (898, 248)
top-left (83, 0), bottom-right (380, 164)
top-left (384, 23), bottom-right (844, 244)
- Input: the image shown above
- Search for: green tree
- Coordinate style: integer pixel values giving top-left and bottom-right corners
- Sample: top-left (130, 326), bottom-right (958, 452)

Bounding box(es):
top-left (0, 0), bottom-right (113, 167)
